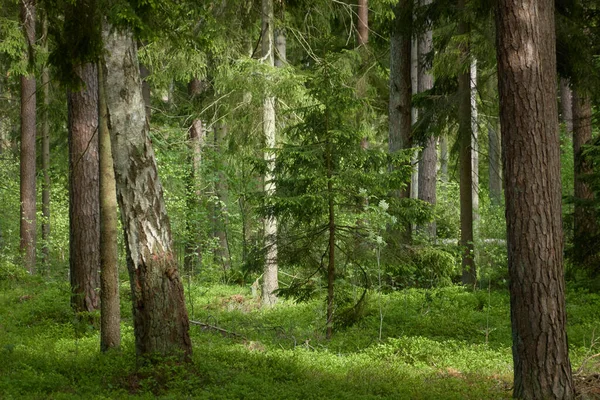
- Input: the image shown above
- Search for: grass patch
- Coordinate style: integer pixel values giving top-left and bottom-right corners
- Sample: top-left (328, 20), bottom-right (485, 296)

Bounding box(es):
top-left (2, 279), bottom-right (600, 398)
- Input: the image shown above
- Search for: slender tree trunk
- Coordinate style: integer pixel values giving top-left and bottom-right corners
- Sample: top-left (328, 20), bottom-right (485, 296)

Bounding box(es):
top-left (572, 90), bottom-right (596, 269)
top-left (488, 122), bottom-right (502, 205)
top-left (214, 123), bottom-right (231, 272)
top-left (262, 0), bottom-right (278, 306)
top-left (184, 78), bottom-right (206, 273)
top-left (20, 0), bottom-right (37, 274)
top-left (326, 129), bottom-right (335, 340)
top-left (417, 0), bottom-right (436, 239)
top-left (68, 62), bottom-right (100, 313)
top-left (275, 29), bottom-right (286, 67)
top-left (357, 0), bottom-right (368, 46)
top-left (470, 60), bottom-right (479, 224)
top-left (458, 0), bottom-right (475, 286)
top-left (440, 135), bottom-right (448, 182)
top-left (410, 36), bottom-right (419, 201)
top-left (389, 0), bottom-right (413, 240)
top-left (98, 63), bottom-right (121, 351)
top-left (41, 13), bottom-right (51, 270)
top-left (496, 2), bottom-right (575, 398)
top-left (101, 23), bottom-right (192, 359)
top-left (560, 78), bottom-right (573, 133)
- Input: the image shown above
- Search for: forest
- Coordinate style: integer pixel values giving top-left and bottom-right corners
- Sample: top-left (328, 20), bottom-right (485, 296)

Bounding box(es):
top-left (1, 0), bottom-right (600, 399)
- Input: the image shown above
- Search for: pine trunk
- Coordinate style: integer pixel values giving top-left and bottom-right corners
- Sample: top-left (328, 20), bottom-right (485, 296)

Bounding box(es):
top-left (357, 0), bottom-right (368, 46)
top-left (20, 0), bottom-right (37, 274)
top-left (417, 1), bottom-right (436, 239)
top-left (98, 63), bottom-right (121, 351)
top-left (262, 0), bottom-right (278, 306)
top-left (68, 62), bottom-right (101, 313)
top-left (488, 122), bottom-right (502, 206)
top-left (470, 60), bottom-right (479, 224)
top-left (458, 0), bottom-right (475, 286)
top-left (41, 14), bottom-right (51, 270)
top-left (560, 78), bottom-right (573, 133)
top-left (572, 90), bottom-right (596, 269)
top-left (389, 0), bottom-right (413, 240)
top-left (496, 2), bottom-right (575, 398)
top-left (101, 24), bottom-right (192, 359)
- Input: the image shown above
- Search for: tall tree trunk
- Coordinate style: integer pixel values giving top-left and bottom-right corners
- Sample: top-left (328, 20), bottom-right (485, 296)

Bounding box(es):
top-left (326, 118), bottom-right (335, 340)
top-left (410, 36), bottom-right (419, 201)
top-left (275, 29), bottom-right (286, 67)
top-left (357, 0), bottom-right (368, 46)
top-left (101, 23), bottom-right (192, 359)
top-left (68, 63), bottom-right (100, 313)
top-left (470, 60), bottom-right (479, 224)
top-left (20, 0), bottom-right (37, 274)
top-left (184, 78), bottom-right (206, 274)
top-left (417, 0), bottom-right (436, 239)
top-left (214, 123), bottom-right (231, 272)
top-left (496, 2), bottom-right (575, 398)
top-left (98, 62), bottom-right (121, 351)
top-left (41, 13), bottom-right (51, 270)
top-left (389, 0), bottom-right (412, 240)
top-left (458, 0), bottom-right (475, 286)
top-left (262, 0), bottom-right (278, 306)
top-left (572, 90), bottom-right (596, 269)
top-left (488, 122), bottom-right (502, 205)
top-left (560, 78), bottom-right (573, 133)
top-left (138, 41), bottom-right (151, 123)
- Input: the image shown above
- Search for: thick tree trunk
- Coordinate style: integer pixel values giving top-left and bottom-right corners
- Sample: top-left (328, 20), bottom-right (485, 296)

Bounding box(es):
top-left (138, 41), bottom-right (151, 123)
top-left (572, 90), bottom-right (596, 269)
top-left (389, 0), bottom-right (413, 240)
top-left (101, 24), bottom-right (192, 359)
top-left (488, 122), bottom-right (502, 206)
top-left (417, 0), bottom-right (436, 239)
top-left (262, 0), bottom-right (278, 306)
top-left (20, 0), bottom-right (37, 274)
top-left (458, 1), bottom-right (475, 286)
top-left (41, 14), bottom-right (51, 270)
top-left (560, 78), bottom-right (573, 133)
top-left (98, 63), bottom-right (121, 351)
top-left (357, 0), bottom-right (368, 46)
top-left (68, 62), bottom-right (100, 313)
top-left (496, 2), bottom-right (575, 398)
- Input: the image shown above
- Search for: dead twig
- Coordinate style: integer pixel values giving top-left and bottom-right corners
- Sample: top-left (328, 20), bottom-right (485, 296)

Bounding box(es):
top-left (190, 320), bottom-right (247, 340)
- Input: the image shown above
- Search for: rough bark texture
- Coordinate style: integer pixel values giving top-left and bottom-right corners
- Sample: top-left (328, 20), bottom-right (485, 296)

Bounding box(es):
top-left (68, 62), bottom-right (101, 313)
top-left (98, 63), bottom-right (121, 351)
top-left (262, 0), bottom-right (278, 306)
top-left (20, 0), bottom-right (37, 274)
top-left (458, 1), bottom-right (475, 286)
top-left (496, 2), bottom-right (575, 398)
top-left (101, 24), bottom-right (192, 359)
top-left (417, 0), bottom-right (436, 239)
top-left (389, 0), bottom-right (413, 240)
top-left (41, 14), bottom-right (51, 270)
top-left (560, 78), bottom-right (573, 133)
top-left (488, 122), bottom-right (502, 205)
top-left (572, 90), bottom-right (596, 268)
top-left (139, 44), bottom-right (151, 123)
top-left (357, 0), bottom-right (369, 46)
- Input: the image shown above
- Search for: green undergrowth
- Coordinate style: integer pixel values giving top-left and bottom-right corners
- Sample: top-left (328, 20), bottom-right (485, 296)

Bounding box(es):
top-left (2, 278), bottom-right (600, 399)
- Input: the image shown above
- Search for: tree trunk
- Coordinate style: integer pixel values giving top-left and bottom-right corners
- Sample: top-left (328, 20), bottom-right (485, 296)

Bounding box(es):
top-left (138, 41), bottom-right (151, 122)
top-left (389, 0), bottom-right (413, 240)
top-left (275, 29), bottom-right (286, 67)
top-left (572, 90), bottom-right (596, 269)
top-left (470, 60), bottom-right (479, 225)
top-left (410, 36), bottom-right (419, 201)
top-left (20, 0), bottom-right (37, 274)
top-left (458, 0), bottom-right (475, 286)
top-left (214, 123), bottom-right (231, 272)
top-left (417, 0), bottom-right (436, 239)
top-left (68, 62), bottom-right (100, 313)
top-left (440, 135), bottom-right (448, 182)
top-left (101, 23), bottom-right (192, 359)
top-left (496, 2), bottom-right (575, 398)
top-left (357, 0), bottom-right (368, 46)
top-left (262, 0), bottom-right (278, 306)
top-left (560, 78), bottom-right (573, 133)
top-left (98, 62), bottom-right (121, 351)
top-left (41, 13), bottom-right (51, 271)
top-left (326, 124), bottom-right (335, 340)
top-left (488, 122), bottom-right (502, 206)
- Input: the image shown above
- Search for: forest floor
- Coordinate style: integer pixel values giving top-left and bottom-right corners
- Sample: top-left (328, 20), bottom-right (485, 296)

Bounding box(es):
top-left (2, 276), bottom-right (600, 399)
